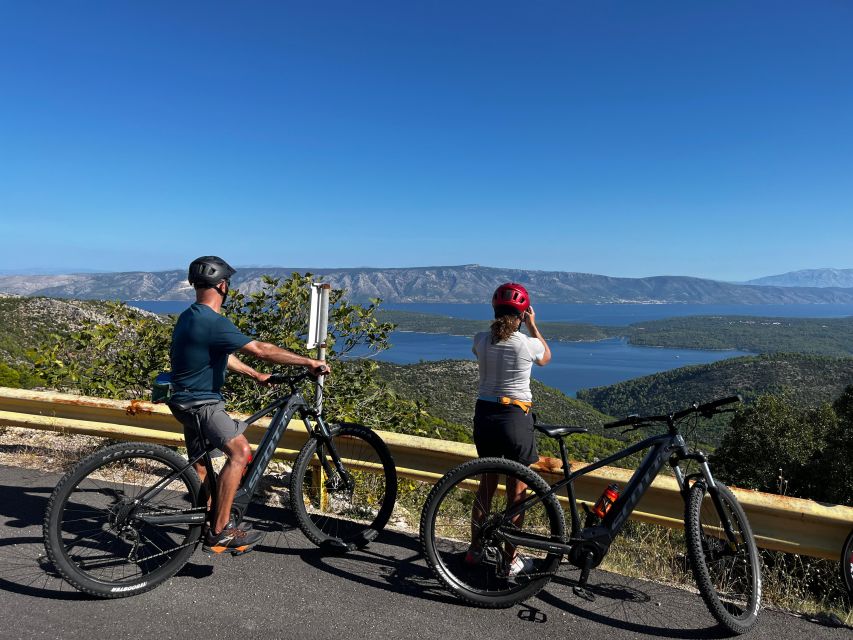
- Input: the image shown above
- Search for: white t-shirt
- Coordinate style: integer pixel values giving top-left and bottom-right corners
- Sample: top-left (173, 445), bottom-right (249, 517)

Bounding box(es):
top-left (472, 331), bottom-right (546, 402)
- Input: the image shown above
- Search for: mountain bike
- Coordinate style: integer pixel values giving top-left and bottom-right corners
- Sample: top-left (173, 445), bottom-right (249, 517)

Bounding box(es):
top-left (43, 371), bottom-right (397, 598)
top-left (420, 396), bottom-right (761, 636)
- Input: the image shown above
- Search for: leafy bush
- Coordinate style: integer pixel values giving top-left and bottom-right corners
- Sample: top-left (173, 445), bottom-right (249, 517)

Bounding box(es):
top-left (32, 302), bottom-right (173, 398)
top-left (712, 389), bottom-right (853, 505)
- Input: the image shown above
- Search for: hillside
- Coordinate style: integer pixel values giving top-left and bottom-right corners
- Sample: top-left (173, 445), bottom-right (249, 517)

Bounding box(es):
top-left (627, 315), bottom-right (853, 355)
top-left (0, 295), bottom-right (120, 364)
top-left (375, 359), bottom-right (625, 461)
top-left (4, 264), bottom-right (853, 304)
top-left (576, 353), bottom-right (853, 443)
top-left (375, 360), bottom-right (613, 432)
top-left (0, 295), bottom-right (164, 389)
top-left (377, 310), bottom-right (622, 342)
top-left (380, 310), bottom-right (853, 355)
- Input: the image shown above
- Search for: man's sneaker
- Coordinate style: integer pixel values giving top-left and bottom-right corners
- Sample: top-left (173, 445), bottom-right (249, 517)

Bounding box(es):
top-left (204, 514), bottom-right (253, 535)
top-left (203, 525), bottom-right (265, 554)
top-left (505, 555), bottom-right (536, 578)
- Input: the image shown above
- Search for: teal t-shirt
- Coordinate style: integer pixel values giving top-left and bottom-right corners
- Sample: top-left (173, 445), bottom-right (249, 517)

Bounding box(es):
top-left (169, 303), bottom-right (252, 402)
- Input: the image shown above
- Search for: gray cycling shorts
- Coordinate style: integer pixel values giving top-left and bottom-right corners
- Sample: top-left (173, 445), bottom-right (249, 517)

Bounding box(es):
top-left (168, 401), bottom-right (248, 460)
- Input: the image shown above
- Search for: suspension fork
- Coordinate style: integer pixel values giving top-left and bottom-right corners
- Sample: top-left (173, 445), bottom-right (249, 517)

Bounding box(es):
top-left (307, 414), bottom-right (353, 490)
top-left (673, 451), bottom-right (739, 547)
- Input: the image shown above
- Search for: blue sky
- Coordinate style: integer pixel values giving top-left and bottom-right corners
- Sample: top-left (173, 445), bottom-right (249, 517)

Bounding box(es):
top-left (1, 2), bottom-right (851, 280)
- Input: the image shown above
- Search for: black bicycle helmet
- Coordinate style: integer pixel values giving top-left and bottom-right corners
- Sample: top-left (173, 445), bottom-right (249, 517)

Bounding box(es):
top-left (187, 256), bottom-right (236, 288)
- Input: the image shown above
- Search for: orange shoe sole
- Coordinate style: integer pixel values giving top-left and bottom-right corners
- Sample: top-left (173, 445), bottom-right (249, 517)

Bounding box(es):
top-left (204, 544), bottom-right (252, 555)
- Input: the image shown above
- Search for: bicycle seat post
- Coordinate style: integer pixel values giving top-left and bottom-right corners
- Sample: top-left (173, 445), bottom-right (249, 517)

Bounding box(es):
top-left (557, 437), bottom-right (582, 537)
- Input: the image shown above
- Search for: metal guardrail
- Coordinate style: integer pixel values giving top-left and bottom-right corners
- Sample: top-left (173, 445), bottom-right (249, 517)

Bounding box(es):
top-left (1, 387), bottom-right (851, 561)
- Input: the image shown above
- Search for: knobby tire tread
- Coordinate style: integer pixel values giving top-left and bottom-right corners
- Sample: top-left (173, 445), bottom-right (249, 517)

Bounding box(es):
top-left (43, 442), bottom-right (202, 599)
top-left (420, 457), bottom-right (566, 608)
top-left (289, 423), bottom-right (397, 549)
top-left (684, 481), bottom-right (761, 635)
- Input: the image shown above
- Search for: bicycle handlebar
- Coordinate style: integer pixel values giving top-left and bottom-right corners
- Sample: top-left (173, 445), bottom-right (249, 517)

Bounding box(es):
top-left (697, 394), bottom-right (742, 414)
top-left (603, 395), bottom-right (742, 429)
top-left (267, 371), bottom-right (313, 387)
top-left (603, 414), bottom-right (642, 429)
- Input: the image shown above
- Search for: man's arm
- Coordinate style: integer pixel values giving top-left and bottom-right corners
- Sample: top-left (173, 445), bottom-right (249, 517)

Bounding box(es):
top-left (239, 341), bottom-right (329, 375)
top-left (227, 354), bottom-right (270, 383)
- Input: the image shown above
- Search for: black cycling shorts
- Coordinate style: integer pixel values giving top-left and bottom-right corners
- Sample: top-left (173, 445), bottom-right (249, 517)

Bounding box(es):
top-left (473, 399), bottom-right (538, 466)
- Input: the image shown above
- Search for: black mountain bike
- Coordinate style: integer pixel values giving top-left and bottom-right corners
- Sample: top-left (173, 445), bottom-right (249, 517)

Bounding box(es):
top-left (43, 371), bottom-right (397, 598)
top-left (420, 396), bottom-right (762, 636)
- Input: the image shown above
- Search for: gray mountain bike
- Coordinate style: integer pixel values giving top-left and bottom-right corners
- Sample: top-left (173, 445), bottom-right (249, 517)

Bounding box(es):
top-left (43, 371), bottom-right (397, 598)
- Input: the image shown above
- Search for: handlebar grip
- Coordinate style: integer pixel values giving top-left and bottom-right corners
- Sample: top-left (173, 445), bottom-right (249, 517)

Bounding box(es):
top-left (604, 414), bottom-right (641, 429)
top-left (267, 373), bottom-right (289, 385)
top-left (699, 395), bottom-right (742, 413)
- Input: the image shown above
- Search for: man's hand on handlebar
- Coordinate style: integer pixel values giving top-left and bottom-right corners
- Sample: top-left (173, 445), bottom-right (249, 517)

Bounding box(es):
top-left (309, 361), bottom-right (330, 377)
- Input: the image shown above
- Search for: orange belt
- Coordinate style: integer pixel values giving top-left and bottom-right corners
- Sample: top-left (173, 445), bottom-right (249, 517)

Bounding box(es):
top-left (479, 395), bottom-right (533, 414)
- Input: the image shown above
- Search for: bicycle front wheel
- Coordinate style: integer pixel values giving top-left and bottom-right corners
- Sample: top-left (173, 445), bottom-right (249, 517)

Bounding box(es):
top-left (290, 423), bottom-right (397, 550)
top-left (43, 442), bottom-right (203, 598)
top-left (420, 457), bottom-right (566, 608)
top-left (842, 529), bottom-right (853, 598)
top-left (685, 480), bottom-right (762, 635)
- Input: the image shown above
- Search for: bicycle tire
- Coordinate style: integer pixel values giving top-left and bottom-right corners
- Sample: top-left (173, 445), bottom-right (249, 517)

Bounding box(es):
top-left (290, 423), bottom-right (397, 550)
top-left (842, 529), bottom-right (853, 598)
top-left (684, 480), bottom-right (762, 635)
top-left (43, 442), bottom-right (202, 598)
top-left (420, 457), bottom-right (565, 608)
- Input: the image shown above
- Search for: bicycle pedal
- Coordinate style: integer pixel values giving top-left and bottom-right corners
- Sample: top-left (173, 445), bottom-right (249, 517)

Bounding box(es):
top-left (321, 538), bottom-right (352, 553)
top-left (573, 585), bottom-right (595, 602)
top-left (230, 545), bottom-right (253, 556)
top-left (355, 528), bottom-right (379, 546)
top-left (203, 543), bottom-right (255, 556)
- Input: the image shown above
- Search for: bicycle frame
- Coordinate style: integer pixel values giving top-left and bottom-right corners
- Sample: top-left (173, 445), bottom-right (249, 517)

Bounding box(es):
top-left (134, 380), bottom-right (344, 526)
top-left (493, 424), bottom-right (726, 561)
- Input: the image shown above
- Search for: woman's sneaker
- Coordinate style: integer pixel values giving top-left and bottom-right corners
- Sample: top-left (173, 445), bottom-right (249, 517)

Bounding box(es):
top-left (203, 525), bottom-right (265, 555)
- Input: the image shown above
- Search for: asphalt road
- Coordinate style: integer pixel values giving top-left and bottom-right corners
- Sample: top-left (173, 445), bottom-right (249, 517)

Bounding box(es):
top-left (0, 464), bottom-right (848, 640)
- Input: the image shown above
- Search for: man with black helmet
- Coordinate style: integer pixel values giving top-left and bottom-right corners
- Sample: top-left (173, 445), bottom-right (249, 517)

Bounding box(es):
top-left (169, 256), bottom-right (329, 553)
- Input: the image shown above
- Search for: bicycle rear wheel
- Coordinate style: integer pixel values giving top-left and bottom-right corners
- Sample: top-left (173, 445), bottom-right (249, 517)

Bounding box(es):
top-left (842, 529), bottom-right (853, 598)
top-left (420, 457), bottom-right (565, 608)
top-left (684, 480), bottom-right (761, 635)
top-left (290, 423), bottom-right (397, 550)
top-left (43, 442), bottom-right (203, 598)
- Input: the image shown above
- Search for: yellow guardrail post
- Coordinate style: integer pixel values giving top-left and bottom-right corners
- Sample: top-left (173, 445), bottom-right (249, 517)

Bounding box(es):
top-left (1, 387), bottom-right (851, 560)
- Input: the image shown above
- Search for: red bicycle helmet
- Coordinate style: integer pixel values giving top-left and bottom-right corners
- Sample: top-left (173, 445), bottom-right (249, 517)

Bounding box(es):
top-left (492, 282), bottom-right (530, 315)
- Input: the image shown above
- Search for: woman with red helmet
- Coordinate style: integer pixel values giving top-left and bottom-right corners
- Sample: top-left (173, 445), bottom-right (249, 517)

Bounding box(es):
top-left (467, 282), bottom-right (551, 578)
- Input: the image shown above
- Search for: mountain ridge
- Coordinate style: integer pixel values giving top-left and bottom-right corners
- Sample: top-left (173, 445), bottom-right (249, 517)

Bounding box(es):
top-left (4, 265), bottom-right (853, 304)
top-left (745, 268), bottom-right (853, 289)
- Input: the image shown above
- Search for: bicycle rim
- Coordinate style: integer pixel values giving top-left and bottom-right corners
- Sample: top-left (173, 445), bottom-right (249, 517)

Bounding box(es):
top-left (45, 444), bottom-right (202, 597)
top-left (291, 424), bottom-right (396, 549)
top-left (686, 481), bottom-right (761, 634)
top-left (421, 458), bottom-right (564, 607)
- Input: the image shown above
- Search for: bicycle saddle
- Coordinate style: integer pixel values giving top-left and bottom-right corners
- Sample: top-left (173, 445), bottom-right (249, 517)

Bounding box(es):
top-left (534, 423), bottom-right (589, 438)
top-left (168, 398), bottom-right (218, 412)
